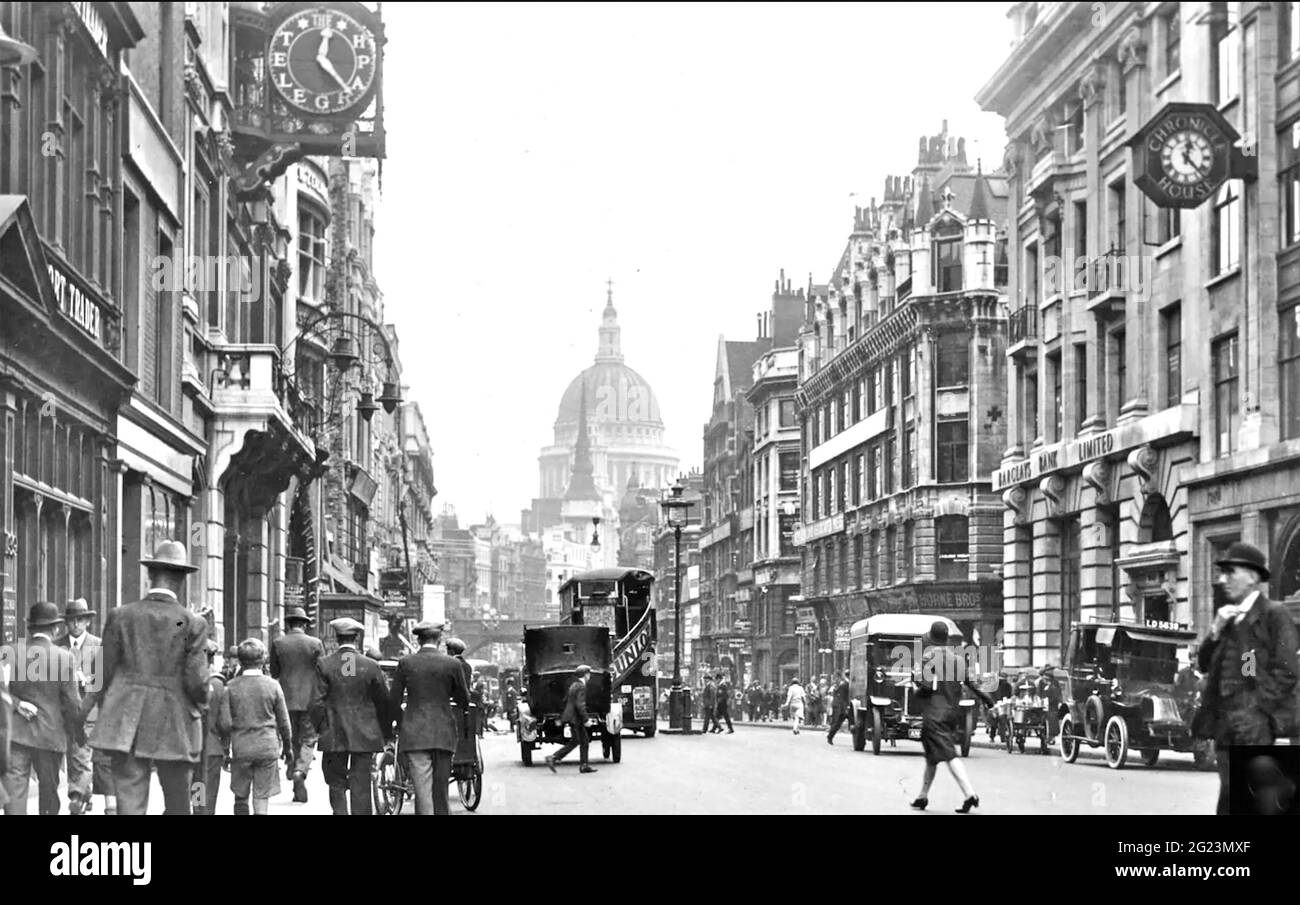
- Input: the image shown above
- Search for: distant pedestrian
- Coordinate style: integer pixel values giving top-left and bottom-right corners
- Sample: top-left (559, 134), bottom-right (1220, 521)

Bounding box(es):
top-left (909, 622), bottom-right (994, 813)
top-left (3, 602), bottom-right (82, 815)
top-left (784, 679), bottom-right (806, 735)
top-left (714, 674), bottom-right (734, 733)
top-left (547, 665), bottom-right (597, 773)
top-left (196, 640), bottom-right (228, 816)
top-left (58, 597), bottom-right (112, 814)
top-left (218, 639), bottom-right (293, 815)
top-left (700, 677), bottom-right (718, 734)
top-left (504, 678), bottom-right (521, 732)
top-left (827, 671), bottom-right (852, 744)
top-left (90, 541), bottom-right (208, 816)
top-left (270, 605), bottom-right (323, 803)
top-left (315, 618), bottom-right (391, 815)
top-left (1191, 542), bottom-right (1300, 815)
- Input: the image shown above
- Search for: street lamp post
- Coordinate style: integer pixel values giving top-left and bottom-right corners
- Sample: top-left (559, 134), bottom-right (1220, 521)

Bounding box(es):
top-left (660, 477), bottom-right (694, 733)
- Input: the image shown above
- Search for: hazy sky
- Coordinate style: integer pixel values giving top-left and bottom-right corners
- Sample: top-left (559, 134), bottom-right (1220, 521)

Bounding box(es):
top-left (375, 2), bottom-right (1012, 525)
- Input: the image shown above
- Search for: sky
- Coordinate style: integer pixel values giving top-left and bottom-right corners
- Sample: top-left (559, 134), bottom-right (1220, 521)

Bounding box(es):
top-left (374, 1), bottom-right (1013, 526)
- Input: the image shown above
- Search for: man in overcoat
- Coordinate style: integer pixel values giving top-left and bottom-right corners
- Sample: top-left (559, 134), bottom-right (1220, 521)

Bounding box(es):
top-left (90, 541), bottom-right (208, 815)
top-left (388, 621), bottom-right (468, 815)
top-left (1192, 542), bottom-right (1300, 814)
top-left (546, 665), bottom-right (597, 774)
top-left (270, 605), bottom-right (324, 802)
top-left (315, 617), bottom-right (390, 815)
top-left (699, 676), bottom-right (717, 734)
top-left (57, 597), bottom-right (110, 814)
top-left (3, 602), bottom-right (82, 815)
top-left (827, 671), bottom-right (852, 744)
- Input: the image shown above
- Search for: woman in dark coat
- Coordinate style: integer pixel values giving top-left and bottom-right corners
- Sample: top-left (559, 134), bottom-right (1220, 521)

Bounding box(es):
top-left (909, 621), bottom-right (994, 813)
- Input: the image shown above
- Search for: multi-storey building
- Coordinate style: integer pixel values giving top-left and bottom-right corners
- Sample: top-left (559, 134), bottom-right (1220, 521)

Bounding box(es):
top-left (400, 401), bottom-right (438, 598)
top-left (746, 274), bottom-right (804, 686)
top-left (978, 1), bottom-right (1300, 661)
top-left (794, 124), bottom-right (1010, 678)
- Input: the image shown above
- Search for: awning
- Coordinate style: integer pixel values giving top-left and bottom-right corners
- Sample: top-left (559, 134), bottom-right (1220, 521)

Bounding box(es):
top-left (324, 557), bottom-right (366, 596)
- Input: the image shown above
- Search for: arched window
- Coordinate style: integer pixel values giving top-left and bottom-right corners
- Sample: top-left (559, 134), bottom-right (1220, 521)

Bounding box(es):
top-left (936, 515), bottom-right (969, 581)
top-left (1139, 494), bottom-right (1173, 544)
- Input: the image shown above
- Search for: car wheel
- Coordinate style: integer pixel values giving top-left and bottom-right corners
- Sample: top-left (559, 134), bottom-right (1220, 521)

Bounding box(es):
top-left (1016, 736), bottom-right (1025, 753)
top-left (871, 708), bottom-right (883, 755)
top-left (1104, 715), bottom-right (1129, 769)
top-left (1141, 748), bottom-right (1159, 767)
top-left (1059, 716), bottom-right (1080, 763)
top-left (520, 742), bottom-right (533, 767)
top-left (643, 724), bottom-right (656, 739)
top-left (1084, 695), bottom-right (1106, 742)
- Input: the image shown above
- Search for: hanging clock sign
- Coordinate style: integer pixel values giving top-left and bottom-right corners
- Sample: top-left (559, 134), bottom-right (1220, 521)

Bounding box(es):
top-left (266, 2), bottom-right (380, 118)
top-left (1128, 102), bottom-right (1251, 209)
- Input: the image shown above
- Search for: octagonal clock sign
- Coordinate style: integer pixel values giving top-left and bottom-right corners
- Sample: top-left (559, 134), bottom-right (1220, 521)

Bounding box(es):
top-left (1129, 102), bottom-right (1249, 209)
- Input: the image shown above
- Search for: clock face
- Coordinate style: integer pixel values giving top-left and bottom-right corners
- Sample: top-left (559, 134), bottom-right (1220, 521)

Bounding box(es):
top-left (268, 8), bottom-right (378, 116)
top-left (1159, 129), bottom-right (1215, 185)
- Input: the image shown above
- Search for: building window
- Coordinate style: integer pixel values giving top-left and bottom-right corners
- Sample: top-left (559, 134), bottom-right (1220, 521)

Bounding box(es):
top-left (902, 522), bottom-right (914, 580)
top-left (883, 526), bottom-right (896, 586)
top-left (853, 534), bottom-right (864, 588)
top-left (867, 443), bottom-right (879, 500)
top-left (1073, 200), bottom-right (1088, 288)
top-left (1074, 343), bottom-right (1088, 432)
top-left (884, 435), bottom-right (895, 495)
top-left (868, 530), bottom-right (878, 587)
top-left (1282, 306), bottom-right (1300, 440)
top-left (1212, 2), bottom-right (1241, 106)
top-left (934, 236), bottom-right (962, 292)
top-left (936, 332), bottom-right (970, 388)
top-left (1066, 101), bottom-right (1084, 155)
top-left (1288, 2), bottom-right (1300, 62)
top-left (855, 452), bottom-right (866, 504)
top-left (1213, 331), bottom-right (1240, 456)
top-left (840, 460), bottom-right (849, 512)
top-left (779, 452), bottom-right (799, 492)
top-left (1163, 304), bottom-right (1182, 408)
top-left (1048, 351), bottom-right (1063, 442)
top-left (1213, 181), bottom-right (1241, 274)
top-left (839, 390), bottom-right (849, 431)
top-left (1283, 127), bottom-right (1300, 247)
top-left (936, 420), bottom-right (969, 483)
top-left (828, 467), bottom-right (837, 515)
top-left (874, 365), bottom-right (885, 412)
top-left (154, 228), bottom-right (175, 410)
top-left (1026, 369), bottom-right (1040, 443)
top-left (812, 469), bottom-right (822, 520)
top-left (866, 370), bottom-right (877, 415)
top-left (1115, 329), bottom-right (1127, 415)
top-left (1024, 242), bottom-right (1039, 306)
top-left (779, 399), bottom-right (796, 427)
top-left (1165, 5), bottom-right (1181, 76)
top-left (1060, 516), bottom-right (1081, 636)
top-left (1108, 180), bottom-right (1127, 252)
top-left (936, 515), bottom-right (969, 581)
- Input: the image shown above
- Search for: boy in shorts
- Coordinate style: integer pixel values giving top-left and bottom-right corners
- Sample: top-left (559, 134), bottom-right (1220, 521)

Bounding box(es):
top-left (218, 639), bottom-right (293, 815)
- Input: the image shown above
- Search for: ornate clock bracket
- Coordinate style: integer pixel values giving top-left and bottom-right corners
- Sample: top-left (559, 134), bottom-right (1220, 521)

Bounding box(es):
top-left (233, 142), bottom-right (306, 199)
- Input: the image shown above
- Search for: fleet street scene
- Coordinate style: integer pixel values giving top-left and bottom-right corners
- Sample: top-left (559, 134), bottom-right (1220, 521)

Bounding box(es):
top-left (0, 0), bottom-right (1299, 841)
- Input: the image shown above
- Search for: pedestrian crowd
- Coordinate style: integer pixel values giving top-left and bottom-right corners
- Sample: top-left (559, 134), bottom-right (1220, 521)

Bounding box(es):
top-left (0, 540), bottom-right (475, 816)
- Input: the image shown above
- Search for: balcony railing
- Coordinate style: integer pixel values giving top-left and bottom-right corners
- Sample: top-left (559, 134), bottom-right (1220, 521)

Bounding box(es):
top-left (1009, 305), bottom-right (1038, 344)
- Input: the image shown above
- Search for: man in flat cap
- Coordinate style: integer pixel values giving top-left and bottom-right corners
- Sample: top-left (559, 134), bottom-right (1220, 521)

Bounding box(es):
top-left (57, 597), bottom-right (111, 814)
top-left (389, 621), bottom-right (468, 814)
top-left (314, 617), bottom-right (390, 815)
top-left (1192, 542), bottom-right (1300, 814)
top-left (91, 540), bottom-right (208, 815)
top-left (270, 605), bottom-right (324, 803)
top-left (3, 602), bottom-right (82, 815)
top-left (547, 664), bottom-right (597, 774)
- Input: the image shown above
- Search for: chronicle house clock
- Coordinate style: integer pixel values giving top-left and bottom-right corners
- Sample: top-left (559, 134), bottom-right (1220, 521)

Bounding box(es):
top-left (268, 4), bottom-right (379, 117)
top-left (1129, 102), bottom-right (1251, 209)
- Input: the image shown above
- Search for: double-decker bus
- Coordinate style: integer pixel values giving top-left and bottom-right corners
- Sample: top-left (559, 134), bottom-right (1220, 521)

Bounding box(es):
top-left (557, 567), bottom-right (658, 736)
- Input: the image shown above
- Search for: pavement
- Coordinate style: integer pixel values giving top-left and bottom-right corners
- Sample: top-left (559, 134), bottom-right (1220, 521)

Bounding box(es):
top-left (18, 717), bottom-right (1216, 815)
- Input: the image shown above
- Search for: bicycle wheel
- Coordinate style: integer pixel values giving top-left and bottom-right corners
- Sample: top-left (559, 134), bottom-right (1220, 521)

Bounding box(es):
top-left (374, 749), bottom-right (406, 816)
top-left (457, 768), bottom-right (482, 811)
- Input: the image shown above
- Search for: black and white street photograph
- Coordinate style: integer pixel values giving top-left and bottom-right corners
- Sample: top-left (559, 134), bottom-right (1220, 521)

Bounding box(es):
top-left (0, 0), bottom-right (1298, 888)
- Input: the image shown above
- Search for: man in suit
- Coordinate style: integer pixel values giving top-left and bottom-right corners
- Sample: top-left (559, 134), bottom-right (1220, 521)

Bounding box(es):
top-left (546, 665), bottom-right (597, 774)
top-left (3, 602), bottom-right (83, 815)
top-left (1192, 542), bottom-right (1300, 815)
top-left (91, 541), bottom-right (208, 815)
top-left (699, 676), bottom-right (717, 734)
top-left (389, 621), bottom-right (469, 814)
top-left (714, 673), bottom-right (734, 733)
top-left (446, 637), bottom-right (473, 688)
top-left (57, 597), bottom-right (110, 814)
top-left (270, 605), bottom-right (324, 803)
top-left (315, 617), bottom-right (390, 815)
top-left (827, 670), bottom-right (852, 744)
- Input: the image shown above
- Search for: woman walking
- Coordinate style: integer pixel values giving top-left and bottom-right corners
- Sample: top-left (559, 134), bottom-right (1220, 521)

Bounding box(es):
top-left (909, 621), bottom-right (994, 813)
top-left (784, 678), bottom-right (807, 734)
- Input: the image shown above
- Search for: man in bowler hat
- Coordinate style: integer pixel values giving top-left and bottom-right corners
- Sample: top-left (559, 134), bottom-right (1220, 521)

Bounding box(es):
top-left (314, 617), bottom-right (390, 815)
top-left (270, 604), bottom-right (324, 802)
top-left (388, 621), bottom-right (468, 814)
top-left (3, 603), bottom-right (82, 815)
top-left (546, 665), bottom-right (597, 774)
top-left (91, 540), bottom-right (209, 815)
top-left (57, 597), bottom-right (112, 814)
top-left (1192, 542), bottom-right (1300, 814)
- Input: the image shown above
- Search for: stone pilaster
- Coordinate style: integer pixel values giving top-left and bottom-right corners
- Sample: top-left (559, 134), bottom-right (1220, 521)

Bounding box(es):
top-left (1032, 513), bottom-right (1061, 665)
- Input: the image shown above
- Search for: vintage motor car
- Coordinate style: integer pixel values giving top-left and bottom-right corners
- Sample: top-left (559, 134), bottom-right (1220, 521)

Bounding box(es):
top-left (1056, 621), bottom-right (1212, 770)
top-left (517, 625), bottom-right (623, 765)
top-left (848, 614), bottom-right (979, 757)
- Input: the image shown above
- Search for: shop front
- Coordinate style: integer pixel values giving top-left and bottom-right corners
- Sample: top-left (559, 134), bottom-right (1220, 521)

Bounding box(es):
top-left (0, 198), bottom-right (135, 643)
top-left (864, 580), bottom-right (1003, 647)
